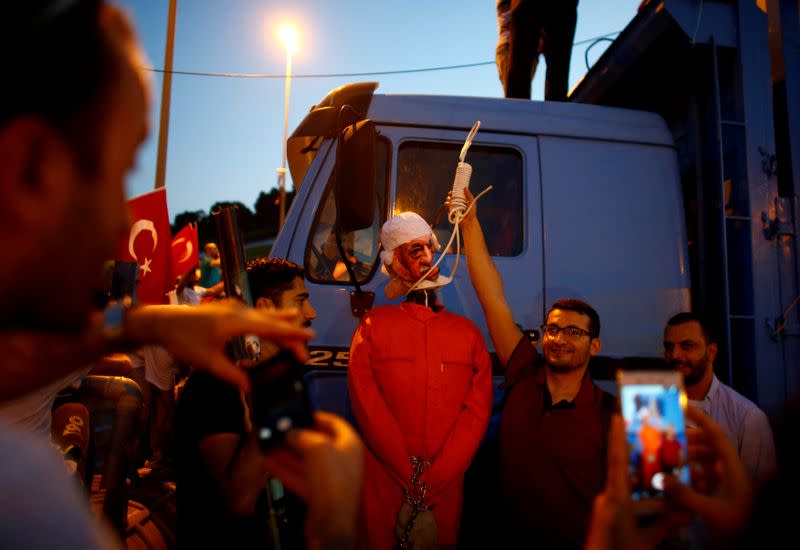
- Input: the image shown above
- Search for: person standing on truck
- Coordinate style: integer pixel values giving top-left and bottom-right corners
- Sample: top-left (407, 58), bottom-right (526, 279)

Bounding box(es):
top-left (496, 0), bottom-right (512, 88)
top-left (663, 312), bottom-right (777, 486)
top-left (348, 212), bottom-right (493, 549)
top-left (457, 189), bottom-right (616, 549)
top-left (504, 0), bottom-right (579, 101)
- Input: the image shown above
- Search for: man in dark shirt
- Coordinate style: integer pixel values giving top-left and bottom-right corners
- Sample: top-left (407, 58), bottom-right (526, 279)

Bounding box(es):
top-left (176, 258), bottom-right (356, 549)
top-left (176, 371), bottom-right (273, 548)
top-left (459, 189), bottom-right (616, 548)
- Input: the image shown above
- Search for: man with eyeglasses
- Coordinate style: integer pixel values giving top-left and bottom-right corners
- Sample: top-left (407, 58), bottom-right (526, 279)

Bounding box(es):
top-left (458, 189), bottom-right (616, 549)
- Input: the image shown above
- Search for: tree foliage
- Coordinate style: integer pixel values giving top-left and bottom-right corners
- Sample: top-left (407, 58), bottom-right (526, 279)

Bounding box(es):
top-left (171, 190), bottom-right (296, 247)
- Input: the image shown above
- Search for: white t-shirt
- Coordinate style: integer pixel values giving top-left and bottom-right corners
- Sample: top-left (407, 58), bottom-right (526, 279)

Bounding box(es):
top-left (131, 346), bottom-right (176, 391)
top-left (0, 368), bottom-right (89, 442)
top-left (688, 375), bottom-right (778, 485)
top-left (0, 421), bottom-right (120, 549)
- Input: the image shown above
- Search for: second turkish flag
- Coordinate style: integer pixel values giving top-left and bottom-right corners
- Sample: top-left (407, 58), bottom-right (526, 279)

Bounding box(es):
top-left (171, 222), bottom-right (199, 279)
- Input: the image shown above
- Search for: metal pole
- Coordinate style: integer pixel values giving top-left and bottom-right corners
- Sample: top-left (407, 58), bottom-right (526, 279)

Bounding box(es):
top-left (279, 47), bottom-right (293, 228)
top-left (155, 0), bottom-right (177, 189)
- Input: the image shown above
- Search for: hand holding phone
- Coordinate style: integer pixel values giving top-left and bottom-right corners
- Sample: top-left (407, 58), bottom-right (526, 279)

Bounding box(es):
top-left (248, 349), bottom-right (314, 451)
top-left (617, 370), bottom-right (691, 515)
top-left (661, 407), bottom-right (754, 537)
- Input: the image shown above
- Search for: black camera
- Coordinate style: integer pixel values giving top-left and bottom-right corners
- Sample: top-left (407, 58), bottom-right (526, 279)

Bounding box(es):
top-left (248, 349), bottom-right (314, 451)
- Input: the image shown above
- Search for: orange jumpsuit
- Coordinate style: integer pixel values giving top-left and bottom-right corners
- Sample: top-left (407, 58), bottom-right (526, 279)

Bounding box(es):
top-left (348, 302), bottom-right (493, 549)
top-left (639, 421), bottom-right (662, 490)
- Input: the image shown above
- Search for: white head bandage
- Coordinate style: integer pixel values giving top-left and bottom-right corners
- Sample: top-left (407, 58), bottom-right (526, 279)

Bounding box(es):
top-left (379, 212), bottom-right (441, 270)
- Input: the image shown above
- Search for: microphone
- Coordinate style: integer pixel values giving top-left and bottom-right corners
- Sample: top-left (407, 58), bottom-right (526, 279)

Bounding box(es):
top-left (52, 402), bottom-right (90, 455)
top-left (51, 402), bottom-right (91, 482)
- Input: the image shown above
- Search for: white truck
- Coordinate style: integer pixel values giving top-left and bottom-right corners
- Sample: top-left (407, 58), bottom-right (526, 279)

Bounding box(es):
top-left (271, 82), bottom-right (689, 410)
top-left (273, 0), bottom-right (800, 419)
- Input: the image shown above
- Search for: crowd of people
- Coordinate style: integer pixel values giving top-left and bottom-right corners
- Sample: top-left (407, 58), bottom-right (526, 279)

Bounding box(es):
top-left (1, 2), bottom-right (797, 550)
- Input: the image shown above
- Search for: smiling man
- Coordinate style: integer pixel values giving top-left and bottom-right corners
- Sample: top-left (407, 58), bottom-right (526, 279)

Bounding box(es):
top-left (459, 189), bottom-right (616, 549)
top-left (348, 211), bottom-right (493, 549)
top-left (663, 312), bottom-right (776, 485)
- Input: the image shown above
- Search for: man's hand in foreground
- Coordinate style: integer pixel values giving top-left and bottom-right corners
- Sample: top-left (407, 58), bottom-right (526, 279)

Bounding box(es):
top-left (263, 411), bottom-right (364, 550)
top-left (664, 407), bottom-right (754, 539)
top-left (395, 501), bottom-right (437, 550)
top-left (585, 415), bottom-right (688, 550)
top-left (127, 300), bottom-right (314, 391)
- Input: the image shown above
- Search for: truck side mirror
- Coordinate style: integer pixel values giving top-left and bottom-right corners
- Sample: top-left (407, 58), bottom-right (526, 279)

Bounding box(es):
top-left (335, 118), bottom-right (377, 233)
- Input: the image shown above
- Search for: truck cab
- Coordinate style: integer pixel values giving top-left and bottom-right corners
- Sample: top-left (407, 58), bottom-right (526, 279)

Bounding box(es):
top-left (271, 82), bottom-right (689, 410)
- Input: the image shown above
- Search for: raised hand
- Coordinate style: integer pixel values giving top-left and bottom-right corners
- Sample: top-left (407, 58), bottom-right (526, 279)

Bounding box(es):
top-left (128, 300), bottom-right (314, 391)
top-left (664, 407), bottom-right (754, 538)
top-left (263, 411), bottom-right (364, 550)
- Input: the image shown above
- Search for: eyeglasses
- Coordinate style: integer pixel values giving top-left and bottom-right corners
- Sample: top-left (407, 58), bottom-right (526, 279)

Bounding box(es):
top-left (540, 324), bottom-right (593, 340)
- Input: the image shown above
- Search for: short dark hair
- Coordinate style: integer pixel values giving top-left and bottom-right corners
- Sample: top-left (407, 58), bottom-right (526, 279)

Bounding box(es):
top-left (665, 312), bottom-right (714, 344)
top-left (247, 257), bottom-right (305, 305)
top-left (547, 298), bottom-right (601, 338)
top-left (1, 1), bottom-right (125, 174)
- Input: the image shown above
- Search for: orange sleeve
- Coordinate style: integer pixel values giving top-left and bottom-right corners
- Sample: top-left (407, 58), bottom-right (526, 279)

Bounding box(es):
top-left (424, 330), bottom-right (493, 504)
top-left (347, 314), bottom-right (413, 491)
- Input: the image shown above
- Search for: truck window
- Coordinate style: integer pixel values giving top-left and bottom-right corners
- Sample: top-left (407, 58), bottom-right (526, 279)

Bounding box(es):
top-left (305, 138), bottom-right (390, 284)
top-left (395, 142), bottom-right (523, 256)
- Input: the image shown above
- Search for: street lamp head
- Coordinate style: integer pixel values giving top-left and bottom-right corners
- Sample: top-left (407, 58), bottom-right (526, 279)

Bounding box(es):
top-left (278, 24), bottom-right (299, 54)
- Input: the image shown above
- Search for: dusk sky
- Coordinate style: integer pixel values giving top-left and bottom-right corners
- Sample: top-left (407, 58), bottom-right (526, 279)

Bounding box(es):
top-left (117, 0), bottom-right (642, 220)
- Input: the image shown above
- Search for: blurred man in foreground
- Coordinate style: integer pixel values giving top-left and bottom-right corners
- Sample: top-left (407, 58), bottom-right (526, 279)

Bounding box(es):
top-left (0, 3), bottom-right (361, 548)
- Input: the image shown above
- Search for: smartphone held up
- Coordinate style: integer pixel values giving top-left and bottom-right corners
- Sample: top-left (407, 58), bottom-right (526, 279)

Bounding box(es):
top-left (248, 349), bottom-right (314, 451)
top-left (617, 370), bottom-right (691, 513)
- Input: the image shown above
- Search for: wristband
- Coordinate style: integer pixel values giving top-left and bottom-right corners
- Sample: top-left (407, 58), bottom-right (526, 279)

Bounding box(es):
top-left (102, 297), bottom-right (133, 345)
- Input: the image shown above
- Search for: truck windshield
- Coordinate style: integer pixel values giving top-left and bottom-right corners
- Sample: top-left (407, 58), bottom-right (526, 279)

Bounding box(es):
top-left (305, 138), bottom-right (390, 284)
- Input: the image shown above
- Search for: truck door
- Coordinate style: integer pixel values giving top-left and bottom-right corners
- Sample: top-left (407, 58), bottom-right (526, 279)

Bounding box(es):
top-left (538, 136), bottom-right (689, 360)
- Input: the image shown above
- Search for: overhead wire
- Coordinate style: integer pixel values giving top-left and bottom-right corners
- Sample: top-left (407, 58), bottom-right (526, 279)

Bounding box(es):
top-left (143, 30), bottom-right (622, 79)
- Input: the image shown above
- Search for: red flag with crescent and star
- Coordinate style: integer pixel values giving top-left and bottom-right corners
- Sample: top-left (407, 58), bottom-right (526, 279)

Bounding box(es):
top-left (171, 222), bottom-right (199, 279)
top-left (114, 187), bottom-right (172, 304)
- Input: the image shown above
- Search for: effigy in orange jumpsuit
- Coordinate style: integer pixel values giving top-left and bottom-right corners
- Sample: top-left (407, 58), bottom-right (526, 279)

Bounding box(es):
top-left (348, 212), bottom-right (493, 549)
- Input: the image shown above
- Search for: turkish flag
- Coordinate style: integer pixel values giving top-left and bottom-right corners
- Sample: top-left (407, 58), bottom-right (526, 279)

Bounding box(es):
top-left (171, 222), bottom-right (199, 279)
top-left (114, 188), bottom-right (172, 304)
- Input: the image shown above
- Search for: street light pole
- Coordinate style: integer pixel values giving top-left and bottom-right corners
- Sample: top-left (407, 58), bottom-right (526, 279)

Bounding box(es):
top-left (278, 26), bottom-right (297, 230)
top-left (155, 0), bottom-right (177, 189)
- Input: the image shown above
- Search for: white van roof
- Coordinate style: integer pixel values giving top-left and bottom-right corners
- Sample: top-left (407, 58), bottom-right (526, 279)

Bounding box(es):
top-left (367, 94), bottom-right (675, 147)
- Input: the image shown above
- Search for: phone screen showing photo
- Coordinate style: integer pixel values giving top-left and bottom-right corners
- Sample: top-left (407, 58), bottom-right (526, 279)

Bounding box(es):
top-left (619, 375), bottom-right (691, 501)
